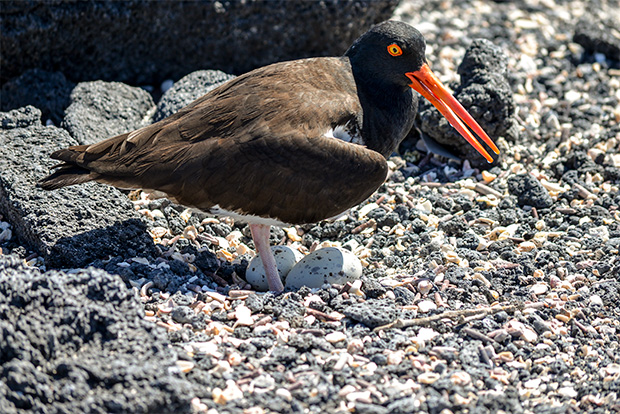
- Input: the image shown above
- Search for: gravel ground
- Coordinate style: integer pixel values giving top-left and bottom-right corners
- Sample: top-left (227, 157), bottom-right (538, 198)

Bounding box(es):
top-left (1, 0), bottom-right (620, 413)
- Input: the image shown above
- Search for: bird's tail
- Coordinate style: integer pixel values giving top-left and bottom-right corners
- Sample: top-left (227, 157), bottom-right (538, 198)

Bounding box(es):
top-left (38, 145), bottom-right (102, 190)
top-left (37, 134), bottom-right (126, 190)
top-left (38, 130), bottom-right (164, 191)
top-left (38, 164), bottom-right (95, 190)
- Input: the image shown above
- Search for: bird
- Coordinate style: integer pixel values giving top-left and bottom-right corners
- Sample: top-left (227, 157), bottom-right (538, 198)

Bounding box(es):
top-left (39, 20), bottom-right (499, 293)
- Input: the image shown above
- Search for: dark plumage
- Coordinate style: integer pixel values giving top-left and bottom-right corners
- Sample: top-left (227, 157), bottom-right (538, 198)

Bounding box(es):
top-left (40, 21), bottom-right (499, 292)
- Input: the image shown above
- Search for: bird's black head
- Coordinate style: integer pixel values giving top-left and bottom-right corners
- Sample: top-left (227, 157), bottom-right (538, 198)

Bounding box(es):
top-left (345, 20), bottom-right (427, 89)
top-left (345, 20), bottom-right (500, 164)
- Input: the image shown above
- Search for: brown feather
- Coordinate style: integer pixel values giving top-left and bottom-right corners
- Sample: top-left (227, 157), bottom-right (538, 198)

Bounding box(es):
top-left (39, 57), bottom-right (393, 224)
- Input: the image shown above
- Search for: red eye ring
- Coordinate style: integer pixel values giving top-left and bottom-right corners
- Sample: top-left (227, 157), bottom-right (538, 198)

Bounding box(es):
top-left (387, 44), bottom-right (402, 56)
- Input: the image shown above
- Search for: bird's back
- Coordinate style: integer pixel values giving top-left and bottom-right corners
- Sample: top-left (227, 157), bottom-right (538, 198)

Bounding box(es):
top-left (39, 57), bottom-right (391, 224)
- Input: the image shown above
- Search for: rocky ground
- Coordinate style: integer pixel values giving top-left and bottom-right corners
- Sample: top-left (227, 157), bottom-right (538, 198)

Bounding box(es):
top-left (1, 0), bottom-right (620, 413)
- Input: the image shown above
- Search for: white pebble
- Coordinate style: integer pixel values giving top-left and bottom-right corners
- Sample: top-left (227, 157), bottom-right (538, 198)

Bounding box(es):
top-left (161, 79), bottom-right (174, 92)
top-left (589, 295), bottom-right (604, 306)
top-left (417, 300), bottom-right (437, 313)
top-left (325, 331), bottom-right (347, 343)
top-left (417, 372), bottom-right (440, 384)
top-left (348, 279), bottom-right (365, 297)
top-left (357, 203), bottom-right (379, 219)
top-left (558, 386), bottom-right (578, 398)
top-left (524, 378), bottom-right (541, 389)
top-left (234, 304), bottom-right (254, 326)
top-left (212, 380), bottom-right (243, 404)
top-left (175, 360), bottom-right (195, 373)
top-left (276, 388), bottom-right (292, 402)
top-left (530, 283), bottom-right (549, 296)
top-left (417, 327), bottom-right (439, 342)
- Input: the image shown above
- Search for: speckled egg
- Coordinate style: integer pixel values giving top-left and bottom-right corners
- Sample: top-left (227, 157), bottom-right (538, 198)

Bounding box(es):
top-left (285, 247), bottom-right (362, 289)
top-left (246, 245), bottom-right (303, 291)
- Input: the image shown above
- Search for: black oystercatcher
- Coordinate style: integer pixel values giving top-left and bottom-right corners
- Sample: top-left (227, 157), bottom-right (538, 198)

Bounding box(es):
top-left (39, 21), bottom-right (499, 292)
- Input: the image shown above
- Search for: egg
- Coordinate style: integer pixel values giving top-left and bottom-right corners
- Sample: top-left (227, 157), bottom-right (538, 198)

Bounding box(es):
top-left (285, 247), bottom-right (362, 289)
top-left (246, 245), bottom-right (303, 291)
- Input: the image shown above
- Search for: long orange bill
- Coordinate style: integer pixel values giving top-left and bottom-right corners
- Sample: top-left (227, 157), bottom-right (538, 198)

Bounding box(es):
top-left (406, 63), bottom-right (500, 163)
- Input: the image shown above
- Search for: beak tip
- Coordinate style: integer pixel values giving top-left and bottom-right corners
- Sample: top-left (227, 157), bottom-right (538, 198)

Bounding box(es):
top-left (409, 64), bottom-right (500, 164)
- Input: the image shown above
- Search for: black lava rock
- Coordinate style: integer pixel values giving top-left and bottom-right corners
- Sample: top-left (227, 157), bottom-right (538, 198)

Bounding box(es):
top-left (0, 256), bottom-right (198, 413)
top-left (0, 69), bottom-right (75, 125)
top-left (1, 1), bottom-right (399, 85)
top-left (61, 80), bottom-right (155, 145)
top-left (154, 70), bottom-right (236, 122)
top-left (438, 216), bottom-right (468, 237)
top-left (574, 17), bottom-right (620, 62)
top-left (0, 106), bottom-right (155, 268)
top-left (417, 39), bottom-right (516, 167)
top-left (343, 299), bottom-right (398, 328)
top-left (393, 286), bottom-right (417, 306)
top-left (507, 174), bottom-right (553, 209)
top-left (362, 277), bottom-right (388, 299)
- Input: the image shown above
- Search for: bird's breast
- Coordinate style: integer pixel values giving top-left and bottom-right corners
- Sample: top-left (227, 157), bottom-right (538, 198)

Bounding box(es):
top-left (323, 121), bottom-right (364, 146)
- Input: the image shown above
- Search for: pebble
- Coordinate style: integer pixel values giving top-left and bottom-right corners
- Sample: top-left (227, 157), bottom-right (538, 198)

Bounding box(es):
top-left (417, 372), bottom-right (440, 385)
top-left (506, 320), bottom-right (538, 343)
top-left (417, 300), bottom-right (437, 313)
top-left (530, 283), bottom-right (549, 296)
top-left (325, 331), bottom-right (347, 343)
top-left (0, 228), bottom-right (12, 242)
top-left (589, 295), bottom-right (604, 306)
top-left (212, 380), bottom-right (244, 404)
top-left (175, 360), bottom-right (195, 373)
top-left (233, 303), bottom-right (254, 326)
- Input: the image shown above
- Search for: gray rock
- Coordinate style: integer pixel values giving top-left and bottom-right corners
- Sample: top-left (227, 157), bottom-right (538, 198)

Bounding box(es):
top-left (507, 173), bottom-right (553, 209)
top-left (393, 286), bottom-right (417, 306)
top-left (416, 39), bottom-right (516, 167)
top-left (0, 256), bottom-right (198, 413)
top-left (387, 397), bottom-right (420, 414)
top-left (343, 298), bottom-right (398, 328)
top-left (0, 69), bottom-right (75, 125)
top-left (0, 106), bottom-right (155, 268)
top-left (154, 70), bottom-right (236, 122)
top-left (62, 80), bottom-right (155, 145)
top-left (1, 1), bottom-right (399, 86)
top-left (574, 17), bottom-right (620, 61)
top-left (0, 105), bottom-right (42, 129)
top-left (354, 402), bottom-right (389, 414)
top-left (170, 306), bottom-right (196, 325)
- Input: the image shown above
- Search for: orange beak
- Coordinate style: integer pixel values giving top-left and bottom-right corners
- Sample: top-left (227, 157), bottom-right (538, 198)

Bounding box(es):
top-left (406, 63), bottom-right (500, 163)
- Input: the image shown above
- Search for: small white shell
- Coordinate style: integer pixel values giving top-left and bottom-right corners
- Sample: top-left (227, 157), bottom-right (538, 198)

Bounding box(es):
top-left (246, 246), bottom-right (303, 291)
top-left (285, 247), bottom-right (362, 289)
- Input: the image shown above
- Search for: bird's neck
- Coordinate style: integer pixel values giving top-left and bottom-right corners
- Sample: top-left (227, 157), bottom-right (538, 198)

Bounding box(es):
top-left (353, 73), bottom-right (417, 158)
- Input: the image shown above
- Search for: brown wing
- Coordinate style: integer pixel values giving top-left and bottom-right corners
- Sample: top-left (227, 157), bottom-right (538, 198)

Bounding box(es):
top-left (41, 58), bottom-right (388, 224)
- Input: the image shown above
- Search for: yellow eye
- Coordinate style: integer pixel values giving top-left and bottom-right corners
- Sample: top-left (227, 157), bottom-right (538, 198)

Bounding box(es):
top-left (387, 44), bottom-right (402, 56)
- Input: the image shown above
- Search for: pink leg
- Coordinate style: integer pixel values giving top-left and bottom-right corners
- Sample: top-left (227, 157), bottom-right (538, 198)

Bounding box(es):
top-left (249, 223), bottom-right (284, 293)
